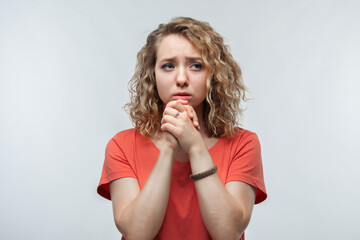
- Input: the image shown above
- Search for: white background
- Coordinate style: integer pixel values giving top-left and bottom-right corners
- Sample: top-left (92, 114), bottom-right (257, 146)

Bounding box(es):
top-left (1, 0), bottom-right (359, 239)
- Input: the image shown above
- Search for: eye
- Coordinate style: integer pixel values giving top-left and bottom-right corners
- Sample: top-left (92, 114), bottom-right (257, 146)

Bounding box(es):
top-left (190, 63), bottom-right (202, 70)
top-left (161, 63), bottom-right (174, 70)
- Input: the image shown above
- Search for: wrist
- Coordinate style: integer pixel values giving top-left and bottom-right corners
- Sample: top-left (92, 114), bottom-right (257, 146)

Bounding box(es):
top-left (188, 142), bottom-right (207, 159)
top-left (159, 146), bottom-right (178, 161)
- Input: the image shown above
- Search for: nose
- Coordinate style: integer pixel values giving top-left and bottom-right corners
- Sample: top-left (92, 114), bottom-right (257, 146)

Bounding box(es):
top-left (176, 67), bottom-right (189, 87)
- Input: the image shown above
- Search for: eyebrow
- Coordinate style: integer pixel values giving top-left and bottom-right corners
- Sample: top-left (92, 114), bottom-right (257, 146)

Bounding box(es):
top-left (158, 56), bottom-right (203, 63)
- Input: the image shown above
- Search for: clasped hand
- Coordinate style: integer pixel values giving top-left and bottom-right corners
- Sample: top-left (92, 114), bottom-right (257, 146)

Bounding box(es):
top-left (160, 100), bottom-right (203, 154)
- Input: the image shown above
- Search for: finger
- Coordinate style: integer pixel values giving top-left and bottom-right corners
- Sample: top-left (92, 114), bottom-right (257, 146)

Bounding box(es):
top-left (161, 122), bottom-right (179, 136)
top-left (163, 100), bottom-right (187, 118)
top-left (183, 105), bottom-right (194, 119)
top-left (163, 107), bottom-right (181, 118)
top-left (166, 100), bottom-right (188, 109)
top-left (176, 99), bottom-right (188, 105)
top-left (171, 100), bottom-right (187, 113)
top-left (192, 108), bottom-right (200, 130)
top-left (161, 114), bottom-right (179, 126)
top-left (183, 105), bottom-right (200, 130)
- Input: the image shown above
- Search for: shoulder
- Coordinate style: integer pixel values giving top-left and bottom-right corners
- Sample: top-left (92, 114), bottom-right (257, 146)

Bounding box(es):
top-left (108, 128), bottom-right (151, 154)
top-left (104, 128), bottom-right (140, 154)
top-left (111, 128), bottom-right (142, 144)
top-left (218, 128), bottom-right (261, 158)
top-left (230, 127), bottom-right (261, 146)
top-left (112, 128), bottom-right (137, 138)
top-left (220, 128), bottom-right (261, 157)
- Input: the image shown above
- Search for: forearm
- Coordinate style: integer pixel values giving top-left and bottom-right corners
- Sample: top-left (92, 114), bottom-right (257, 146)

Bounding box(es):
top-left (119, 148), bottom-right (175, 240)
top-left (189, 147), bottom-right (249, 240)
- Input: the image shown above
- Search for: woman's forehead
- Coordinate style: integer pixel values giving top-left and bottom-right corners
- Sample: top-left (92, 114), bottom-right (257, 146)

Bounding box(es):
top-left (156, 35), bottom-right (202, 61)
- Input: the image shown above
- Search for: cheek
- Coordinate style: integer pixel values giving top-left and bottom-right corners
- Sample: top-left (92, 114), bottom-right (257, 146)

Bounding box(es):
top-left (156, 70), bottom-right (173, 89)
top-left (156, 77), bottom-right (166, 91)
top-left (155, 77), bottom-right (169, 102)
top-left (195, 76), bottom-right (208, 94)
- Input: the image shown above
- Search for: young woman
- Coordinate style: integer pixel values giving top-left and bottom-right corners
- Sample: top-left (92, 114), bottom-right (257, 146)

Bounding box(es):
top-left (97, 17), bottom-right (267, 240)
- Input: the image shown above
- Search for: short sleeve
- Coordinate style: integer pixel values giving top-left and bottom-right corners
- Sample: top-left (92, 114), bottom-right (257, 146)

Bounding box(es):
top-left (226, 131), bottom-right (267, 204)
top-left (97, 137), bottom-right (137, 200)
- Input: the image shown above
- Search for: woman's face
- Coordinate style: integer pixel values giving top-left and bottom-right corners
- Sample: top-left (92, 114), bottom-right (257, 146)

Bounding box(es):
top-left (155, 34), bottom-right (208, 111)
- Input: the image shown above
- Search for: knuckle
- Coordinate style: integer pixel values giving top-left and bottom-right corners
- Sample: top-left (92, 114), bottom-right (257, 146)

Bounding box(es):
top-left (166, 101), bottom-right (174, 108)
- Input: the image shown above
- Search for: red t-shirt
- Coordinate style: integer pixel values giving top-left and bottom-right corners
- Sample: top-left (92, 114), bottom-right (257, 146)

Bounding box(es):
top-left (97, 128), bottom-right (267, 240)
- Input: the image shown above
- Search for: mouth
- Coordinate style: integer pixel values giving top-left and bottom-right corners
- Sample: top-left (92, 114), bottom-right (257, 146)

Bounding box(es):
top-left (173, 92), bottom-right (192, 101)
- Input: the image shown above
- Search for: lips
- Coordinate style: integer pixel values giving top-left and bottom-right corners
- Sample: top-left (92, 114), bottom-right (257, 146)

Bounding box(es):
top-left (173, 92), bottom-right (192, 101)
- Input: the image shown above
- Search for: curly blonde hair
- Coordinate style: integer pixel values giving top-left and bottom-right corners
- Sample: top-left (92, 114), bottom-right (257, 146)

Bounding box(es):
top-left (125, 17), bottom-right (247, 138)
